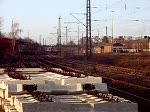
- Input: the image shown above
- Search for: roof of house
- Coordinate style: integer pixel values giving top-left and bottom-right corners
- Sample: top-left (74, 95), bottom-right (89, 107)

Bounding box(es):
top-left (113, 43), bottom-right (123, 47)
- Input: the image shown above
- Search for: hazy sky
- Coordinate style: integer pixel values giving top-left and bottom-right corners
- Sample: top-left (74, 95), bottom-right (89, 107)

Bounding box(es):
top-left (1, 0), bottom-right (150, 45)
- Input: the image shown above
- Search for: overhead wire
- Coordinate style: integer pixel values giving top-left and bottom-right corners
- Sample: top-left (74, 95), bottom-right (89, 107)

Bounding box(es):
top-left (68, 0), bottom-right (150, 37)
top-left (96, 0), bottom-right (150, 29)
top-left (69, 0), bottom-right (124, 37)
top-left (92, 0), bottom-right (123, 15)
top-left (71, 0), bottom-right (124, 23)
top-left (117, 6), bottom-right (150, 20)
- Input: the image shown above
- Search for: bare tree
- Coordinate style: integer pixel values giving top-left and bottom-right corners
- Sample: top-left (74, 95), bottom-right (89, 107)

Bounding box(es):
top-left (102, 36), bottom-right (109, 43)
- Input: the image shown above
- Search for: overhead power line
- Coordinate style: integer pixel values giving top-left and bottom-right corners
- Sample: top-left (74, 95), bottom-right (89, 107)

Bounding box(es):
top-left (92, 0), bottom-right (123, 15)
top-left (70, 13), bottom-right (86, 27)
top-left (78, 0), bottom-right (123, 21)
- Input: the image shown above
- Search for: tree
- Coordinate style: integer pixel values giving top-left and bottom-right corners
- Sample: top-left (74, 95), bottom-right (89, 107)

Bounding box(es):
top-left (79, 37), bottom-right (95, 48)
top-left (102, 36), bottom-right (109, 43)
top-left (68, 40), bottom-right (76, 46)
top-left (18, 37), bottom-right (46, 54)
top-left (79, 37), bottom-right (86, 48)
top-left (23, 37), bottom-right (35, 43)
top-left (93, 36), bottom-right (101, 45)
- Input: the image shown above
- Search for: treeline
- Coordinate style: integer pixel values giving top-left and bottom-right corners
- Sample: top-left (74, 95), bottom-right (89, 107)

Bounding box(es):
top-left (18, 37), bottom-right (46, 55)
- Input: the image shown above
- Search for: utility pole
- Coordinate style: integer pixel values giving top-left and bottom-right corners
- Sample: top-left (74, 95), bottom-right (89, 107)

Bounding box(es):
top-left (78, 24), bottom-right (80, 54)
top-left (43, 38), bottom-right (45, 46)
top-left (86, 0), bottom-right (92, 60)
top-left (112, 18), bottom-right (114, 52)
top-left (111, 11), bottom-right (115, 53)
top-left (45, 40), bottom-right (47, 45)
top-left (58, 16), bottom-right (62, 52)
top-left (12, 19), bottom-right (15, 54)
top-left (148, 37), bottom-right (150, 51)
top-left (98, 30), bottom-right (99, 38)
top-left (82, 33), bottom-right (84, 50)
top-left (39, 35), bottom-right (42, 45)
top-left (28, 31), bottom-right (30, 38)
top-left (11, 19), bottom-right (22, 54)
top-left (70, 36), bottom-right (72, 53)
top-left (106, 26), bottom-right (108, 40)
top-left (65, 26), bottom-right (68, 45)
top-left (57, 29), bottom-right (59, 50)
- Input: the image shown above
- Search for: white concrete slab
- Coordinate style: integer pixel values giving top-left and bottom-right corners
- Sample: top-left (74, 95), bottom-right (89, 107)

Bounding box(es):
top-left (16, 68), bottom-right (43, 72)
top-left (95, 83), bottom-right (108, 92)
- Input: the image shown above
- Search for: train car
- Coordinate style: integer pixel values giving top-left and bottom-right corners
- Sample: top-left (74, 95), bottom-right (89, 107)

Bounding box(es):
top-left (0, 37), bottom-right (26, 55)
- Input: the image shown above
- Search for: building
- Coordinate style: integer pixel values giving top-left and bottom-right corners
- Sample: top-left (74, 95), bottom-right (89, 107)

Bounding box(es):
top-left (94, 42), bottom-right (125, 54)
top-left (114, 37), bottom-right (150, 52)
top-left (94, 43), bottom-right (112, 54)
top-left (113, 43), bottom-right (124, 53)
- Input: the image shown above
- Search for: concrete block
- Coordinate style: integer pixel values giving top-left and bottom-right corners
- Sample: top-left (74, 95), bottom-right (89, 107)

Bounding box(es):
top-left (54, 85), bottom-right (68, 91)
top-left (69, 85), bottom-right (79, 92)
top-left (8, 84), bottom-right (23, 92)
top-left (16, 68), bottom-right (43, 72)
top-left (21, 102), bottom-right (92, 112)
top-left (62, 76), bottom-right (102, 86)
top-left (69, 103), bottom-right (92, 112)
top-left (10, 96), bottom-right (15, 106)
top-left (9, 109), bottom-right (18, 112)
top-left (37, 84), bottom-right (54, 92)
top-left (45, 80), bottom-right (55, 84)
top-left (7, 105), bottom-right (17, 112)
top-left (1, 81), bottom-right (7, 89)
top-left (95, 83), bottom-right (108, 92)
top-left (63, 84), bottom-right (82, 92)
top-left (94, 102), bottom-right (138, 112)
top-left (0, 88), bottom-right (5, 98)
top-left (5, 85), bottom-right (9, 99)
top-left (86, 76), bottom-right (102, 84)
top-left (76, 83), bottom-right (83, 91)
top-left (0, 69), bottom-right (5, 74)
top-left (51, 68), bottom-right (63, 72)
top-left (6, 80), bottom-right (45, 85)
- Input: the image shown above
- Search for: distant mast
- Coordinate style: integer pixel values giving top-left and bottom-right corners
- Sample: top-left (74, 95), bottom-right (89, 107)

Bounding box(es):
top-left (12, 19), bottom-right (16, 54)
top-left (11, 19), bottom-right (22, 54)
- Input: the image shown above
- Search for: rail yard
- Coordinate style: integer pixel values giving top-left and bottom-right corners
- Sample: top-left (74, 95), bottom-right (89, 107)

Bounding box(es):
top-left (0, 54), bottom-right (150, 112)
top-left (1, 0), bottom-right (150, 112)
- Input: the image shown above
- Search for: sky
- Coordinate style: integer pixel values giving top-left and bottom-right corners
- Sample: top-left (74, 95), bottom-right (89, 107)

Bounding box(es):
top-left (1, 0), bottom-right (150, 45)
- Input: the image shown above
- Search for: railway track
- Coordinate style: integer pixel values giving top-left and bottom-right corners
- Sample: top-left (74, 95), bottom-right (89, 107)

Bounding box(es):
top-left (36, 56), bottom-right (150, 112)
top-left (34, 56), bottom-right (150, 99)
top-left (39, 55), bottom-right (150, 88)
top-left (1, 55), bottom-right (150, 92)
top-left (107, 86), bottom-right (150, 112)
top-left (0, 55), bottom-right (150, 112)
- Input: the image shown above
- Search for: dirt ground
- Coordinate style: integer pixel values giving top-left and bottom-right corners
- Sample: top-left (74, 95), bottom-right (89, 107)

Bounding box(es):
top-left (92, 53), bottom-right (150, 72)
